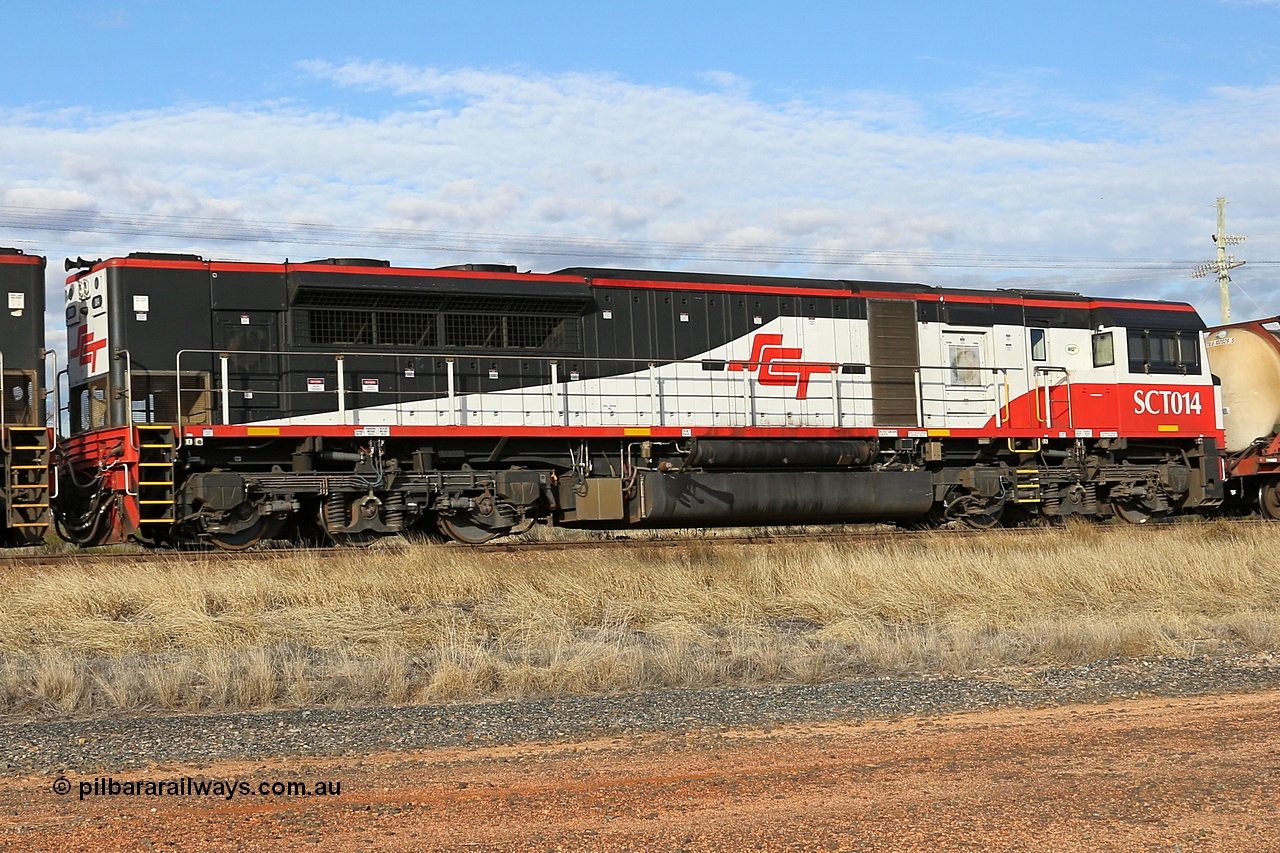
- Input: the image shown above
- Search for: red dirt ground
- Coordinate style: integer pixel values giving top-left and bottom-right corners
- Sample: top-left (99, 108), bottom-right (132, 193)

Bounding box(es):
top-left (3, 690), bottom-right (1279, 851)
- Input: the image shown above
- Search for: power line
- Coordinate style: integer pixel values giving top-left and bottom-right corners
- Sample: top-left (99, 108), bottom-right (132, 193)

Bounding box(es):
top-left (2, 204), bottom-right (1276, 272)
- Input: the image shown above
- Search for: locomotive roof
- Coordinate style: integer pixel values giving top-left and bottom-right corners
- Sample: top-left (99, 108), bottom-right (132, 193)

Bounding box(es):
top-left (555, 265), bottom-right (1203, 312)
top-left (0, 248), bottom-right (44, 265)
top-left (68, 253), bottom-right (1199, 315)
top-left (556, 265), bottom-right (915, 292)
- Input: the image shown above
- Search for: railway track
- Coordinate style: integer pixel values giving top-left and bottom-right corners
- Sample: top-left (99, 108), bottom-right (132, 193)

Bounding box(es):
top-left (0, 516), bottom-right (1268, 569)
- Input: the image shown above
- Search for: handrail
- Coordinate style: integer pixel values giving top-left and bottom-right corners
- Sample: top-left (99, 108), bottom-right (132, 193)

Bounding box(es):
top-left (41, 348), bottom-right (61, 441)
top-left (172, 347), bottom-right (1029, 432)
top-left (56, 367), bottom-right (69, 439)
top-left (219, 354), bottom-right (230, 424)
top-left (115, 348), bottom-right (138, 448)
top-left (1033, 366), bottom-right (1073, 430)
top-left (175, 345), bottom-right (1028, 373)
top-left (999, 368), bottom-right (1011, 427)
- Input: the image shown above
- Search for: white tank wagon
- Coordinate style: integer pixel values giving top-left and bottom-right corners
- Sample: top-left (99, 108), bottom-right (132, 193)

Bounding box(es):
top-left (1205, 322), bottom-right (1280, 453)
top-left (1205, 319), bottom-right (1280, 519)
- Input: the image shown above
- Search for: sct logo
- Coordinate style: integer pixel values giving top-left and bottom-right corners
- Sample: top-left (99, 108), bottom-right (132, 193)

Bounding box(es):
top-left (728, 334), bottom-right (833, 400)
top-left (69, 324), bottom-right (107, 373)
top-left (1133, 389), bottom-right (1203, 416)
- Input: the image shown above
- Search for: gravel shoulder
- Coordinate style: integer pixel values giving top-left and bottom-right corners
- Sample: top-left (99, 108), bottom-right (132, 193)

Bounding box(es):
top-left (2, 652), bottom-right (1279, 775)
top-left (1, 662), bottom-right (1278, 851)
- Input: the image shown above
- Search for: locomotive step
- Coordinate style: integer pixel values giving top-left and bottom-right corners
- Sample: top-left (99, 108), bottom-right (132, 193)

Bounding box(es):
top-left (138, 500), bottom-right (174, 505)
top-left (8, 484), bottom-right (48, 489)
top-left (7, 522), bottom-right (49, 528)
top-left (9, 503), bottom-right (48, 509)
top-left (137, 519), bottom-right (174, 524)
top-left (137, 481), bottom-right (174, 486)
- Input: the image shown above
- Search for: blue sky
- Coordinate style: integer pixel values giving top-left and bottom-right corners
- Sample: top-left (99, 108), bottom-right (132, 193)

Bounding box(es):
top-left (11, 2), bottom-right (1280, 114)
top-left (2, 1), bottom-right (1279, 341)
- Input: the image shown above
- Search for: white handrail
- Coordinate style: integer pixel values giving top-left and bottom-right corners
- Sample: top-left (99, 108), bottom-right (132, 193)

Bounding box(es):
top-left (41, 349), bottom-right (60, 440)
top-left (219, 354), bottom-right (230, 424)
top-left (170, 347), bottom-right (1027, 433)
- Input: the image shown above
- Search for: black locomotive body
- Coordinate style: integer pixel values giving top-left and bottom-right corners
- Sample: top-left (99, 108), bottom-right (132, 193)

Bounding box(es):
top-left (0, 248), bottom-right (50, 545)
top-left (53, 252), bottom-right (1223, 548)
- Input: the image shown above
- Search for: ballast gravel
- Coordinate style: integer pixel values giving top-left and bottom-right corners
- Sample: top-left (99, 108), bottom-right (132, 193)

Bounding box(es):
top-left (5, 653), bottom-right (1279, 775)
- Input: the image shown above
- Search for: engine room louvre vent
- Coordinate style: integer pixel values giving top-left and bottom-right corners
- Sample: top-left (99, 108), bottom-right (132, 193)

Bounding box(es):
top-left (293, 289), bottom-right (585, 351)
top-left (445, 295), bottom-right (587, 315)
top-left (293, 288), bottom-right (446, 311)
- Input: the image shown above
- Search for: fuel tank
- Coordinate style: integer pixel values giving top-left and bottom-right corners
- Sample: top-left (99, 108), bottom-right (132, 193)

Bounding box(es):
top-left (632, 469), bottom-right (935, 526)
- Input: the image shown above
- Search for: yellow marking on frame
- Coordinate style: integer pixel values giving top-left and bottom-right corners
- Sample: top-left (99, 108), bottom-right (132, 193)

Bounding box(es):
top-left (927, 429), bottom-right (951, 437)
top-left (624, 428), bottom-right (652, 436)
top-left (1157, 425), bottom-right (1179, 432)
top-left (247, 427), bottom-right (281, 436)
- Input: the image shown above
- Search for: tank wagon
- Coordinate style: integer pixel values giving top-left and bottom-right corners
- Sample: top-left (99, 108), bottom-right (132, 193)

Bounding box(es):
top-left (0, 248), bottom-right (51, 546)
top-left (1204, 319), bottom-right (1280, 518)
top-left (51, 252), bottom-right (1225, 548)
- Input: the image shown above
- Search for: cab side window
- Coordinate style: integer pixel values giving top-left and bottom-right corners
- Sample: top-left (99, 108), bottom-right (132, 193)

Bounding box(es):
top-left (1092, 331), bottom-right (1114, 367)
top-left (1126, 329), bottom-right (1201, 375)
top-left (1030, 328), bottom-right (1047, 362)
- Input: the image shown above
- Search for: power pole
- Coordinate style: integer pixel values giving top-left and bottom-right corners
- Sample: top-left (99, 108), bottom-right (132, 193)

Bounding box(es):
top-left (1192, 197), bottom-right (1246, 324)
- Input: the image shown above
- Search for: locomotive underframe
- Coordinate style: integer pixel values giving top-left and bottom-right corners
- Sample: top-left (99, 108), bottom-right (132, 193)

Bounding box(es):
top-left (52, 427), bottom-right (1223, 547)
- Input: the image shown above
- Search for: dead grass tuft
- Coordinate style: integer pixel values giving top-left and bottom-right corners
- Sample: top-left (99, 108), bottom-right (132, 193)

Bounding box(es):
top-left (2, 523), bottom-right (1279, 717)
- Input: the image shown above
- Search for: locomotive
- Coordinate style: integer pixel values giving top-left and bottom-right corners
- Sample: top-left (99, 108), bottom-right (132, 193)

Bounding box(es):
top-left (48, 251), bottom-right (1225, 548)
top-left (0, 248), bottom-right (51, 546)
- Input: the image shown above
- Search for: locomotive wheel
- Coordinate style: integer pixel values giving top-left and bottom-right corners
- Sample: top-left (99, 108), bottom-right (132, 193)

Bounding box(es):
top-left (946, 494), bottom-right (1004, 529)
top-left (1111, 498), bottom-right (1154, 525)
top-left (209, 516), bottom-right (285, 551)
top-left (960, 504), bottom-right (1004, 529)
top-left (1259, 478), bottom-right (1280, 521)
top-left (436, 514), bottom-right (502, 544)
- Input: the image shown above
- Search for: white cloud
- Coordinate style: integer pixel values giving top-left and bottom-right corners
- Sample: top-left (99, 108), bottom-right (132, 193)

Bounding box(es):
top-left (1, 60), bottom-right (1277, 327)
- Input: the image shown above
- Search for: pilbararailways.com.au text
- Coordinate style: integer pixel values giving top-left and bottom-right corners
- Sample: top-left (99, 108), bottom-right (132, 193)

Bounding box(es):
top-left (53, 776), bottom-right (342, 801)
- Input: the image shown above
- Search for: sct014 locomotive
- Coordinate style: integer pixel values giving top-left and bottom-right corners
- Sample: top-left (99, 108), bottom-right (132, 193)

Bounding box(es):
top-left (47, 251), bottom-right (1231, 548)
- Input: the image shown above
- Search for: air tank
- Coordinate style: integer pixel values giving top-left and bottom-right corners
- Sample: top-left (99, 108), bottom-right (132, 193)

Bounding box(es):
top-left (1205, 323), bottom-right (1280, 453)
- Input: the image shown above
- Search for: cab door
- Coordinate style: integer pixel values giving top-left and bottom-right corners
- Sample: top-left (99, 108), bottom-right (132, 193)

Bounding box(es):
top-left (1027, 326), bottom-right (1077, 430)
top-left (212, 311), bottom-right (281, 423)
top-left (942, 329), bottom-right (991, 426)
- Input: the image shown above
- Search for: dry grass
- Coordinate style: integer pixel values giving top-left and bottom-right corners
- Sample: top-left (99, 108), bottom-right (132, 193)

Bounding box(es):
top-left (2, 520), bottom-right (1279, 717)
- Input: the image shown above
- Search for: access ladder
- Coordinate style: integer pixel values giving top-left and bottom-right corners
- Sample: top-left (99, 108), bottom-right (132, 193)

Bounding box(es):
top-left (1013, 468), bottom-right (1043, 504)
top-left (135, 424), bottom-right (178, 535)
top-left (4, 426), bottom-right (51, 542)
